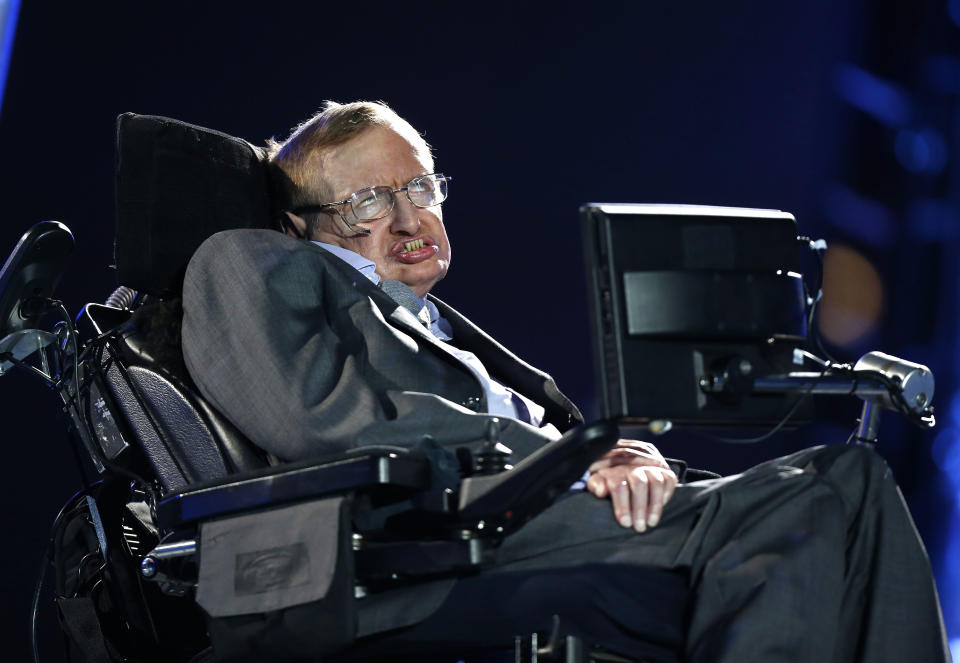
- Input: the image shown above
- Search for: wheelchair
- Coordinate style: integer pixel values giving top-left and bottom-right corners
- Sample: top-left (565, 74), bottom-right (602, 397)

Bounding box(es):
top-left (6, 113), bottom-right (936, 663)
top-left (6, 114), bottom-right (692, 663)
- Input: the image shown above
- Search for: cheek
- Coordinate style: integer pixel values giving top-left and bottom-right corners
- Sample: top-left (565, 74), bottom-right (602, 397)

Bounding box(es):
top-left (436, 230), bottom-right (451, 266)
top-left (345, 239), bottom-right (387, 272)
top-left (343, 236), bottom-right (373, 258)
top-left (429, 214), bottom-right (450, 253)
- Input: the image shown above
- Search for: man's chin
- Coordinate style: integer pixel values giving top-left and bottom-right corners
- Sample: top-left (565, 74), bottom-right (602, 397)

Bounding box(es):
top-left (393, 266), bottom-right (447, 299)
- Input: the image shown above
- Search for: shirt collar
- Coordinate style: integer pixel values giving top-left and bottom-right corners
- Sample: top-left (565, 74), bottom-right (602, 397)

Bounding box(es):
top-left (311, 241), bottom-right (380, 286)
top-left (311, 240), bottom-right (452, 340)
top-left (423, 299), bottom-right (453, 340)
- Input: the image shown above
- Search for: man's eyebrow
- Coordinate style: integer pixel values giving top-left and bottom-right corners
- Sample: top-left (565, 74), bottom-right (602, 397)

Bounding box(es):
top-left (345, 172), bottom-right (433, 195)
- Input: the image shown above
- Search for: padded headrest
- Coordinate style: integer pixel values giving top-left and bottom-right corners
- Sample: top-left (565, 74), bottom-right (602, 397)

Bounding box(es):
top-left (114, 113), bottom-right (275, 297)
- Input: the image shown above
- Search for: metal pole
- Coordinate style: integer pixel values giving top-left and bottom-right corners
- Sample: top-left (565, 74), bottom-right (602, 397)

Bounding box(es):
top-left (854, 400), bottom-right (882, 446)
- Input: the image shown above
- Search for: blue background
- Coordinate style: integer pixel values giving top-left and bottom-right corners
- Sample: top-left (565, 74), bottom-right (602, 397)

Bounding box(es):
top-left (0, 0), bottom-right (957, 659)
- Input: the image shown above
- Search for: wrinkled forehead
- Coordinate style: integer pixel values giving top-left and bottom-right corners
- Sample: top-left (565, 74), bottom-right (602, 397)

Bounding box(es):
top-left (317, 126), bottom-right (435, 200)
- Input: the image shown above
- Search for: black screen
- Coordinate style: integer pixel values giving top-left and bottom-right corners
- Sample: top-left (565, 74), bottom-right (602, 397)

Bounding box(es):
top-left (581, 203), bottom-right (811, 428)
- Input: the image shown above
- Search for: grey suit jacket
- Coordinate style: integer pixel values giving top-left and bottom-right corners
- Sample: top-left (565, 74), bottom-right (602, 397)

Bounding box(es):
top-left (181, 229), bottom-right (582, 464)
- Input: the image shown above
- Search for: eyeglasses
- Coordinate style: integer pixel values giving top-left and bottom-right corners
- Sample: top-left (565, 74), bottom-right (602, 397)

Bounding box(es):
top-left (291, 173), bottom-right (451, 233)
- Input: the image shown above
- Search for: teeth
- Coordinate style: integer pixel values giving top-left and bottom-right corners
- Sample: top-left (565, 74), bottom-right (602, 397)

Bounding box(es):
top-left (402, 239), bottom-right (424, 253)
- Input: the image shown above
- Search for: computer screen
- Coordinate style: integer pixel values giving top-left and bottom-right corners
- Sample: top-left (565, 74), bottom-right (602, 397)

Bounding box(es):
top-left (581, 203), bottom-right (811, 428)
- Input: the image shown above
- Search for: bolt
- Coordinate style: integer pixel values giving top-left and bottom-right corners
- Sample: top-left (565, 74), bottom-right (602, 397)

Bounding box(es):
top-left (140, 556), bottom-right (157, 578)
top-left (915, 393), bottom-right (927, 408)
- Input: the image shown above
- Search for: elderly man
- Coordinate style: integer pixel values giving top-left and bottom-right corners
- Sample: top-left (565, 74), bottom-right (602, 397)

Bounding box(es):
top-left (181, 101), bottom-right (949, 661)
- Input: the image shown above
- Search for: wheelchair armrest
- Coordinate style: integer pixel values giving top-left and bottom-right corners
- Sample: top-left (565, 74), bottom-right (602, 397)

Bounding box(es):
top-left (156, 446), bottom-right (431, 529)
top-left (158, 421), bottom-right (623, 535)
top-left (456, 420), bottom-right (619, 531)
top-left (144, 424), bottom-right (622, 596)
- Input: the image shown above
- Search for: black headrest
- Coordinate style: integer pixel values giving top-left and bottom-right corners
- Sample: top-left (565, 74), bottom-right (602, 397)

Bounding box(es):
top-left (114, 113), bottom-right (275, 298)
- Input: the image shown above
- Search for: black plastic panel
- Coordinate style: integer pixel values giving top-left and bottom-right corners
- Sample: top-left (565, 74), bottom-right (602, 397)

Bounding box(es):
top-left (581, 203), bottom-right (811, 428)
top-left (157, 450), bottom-right (430, 528)
top-left (114, 113), bottom-right (273, 297)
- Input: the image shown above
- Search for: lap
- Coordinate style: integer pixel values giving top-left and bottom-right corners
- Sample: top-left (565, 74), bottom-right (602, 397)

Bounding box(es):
top-left (494, 443), bottom-right (868, 573)
top-left (355, 444), bottom-right (929, 661)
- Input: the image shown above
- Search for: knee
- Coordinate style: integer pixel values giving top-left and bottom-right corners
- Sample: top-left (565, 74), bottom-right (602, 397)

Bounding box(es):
top-left (818, 443), bottom-right (891, 479)
top-left (800, 444), bottom-right (895, 516)
top-left (788, 442), bottom-right (889, 478)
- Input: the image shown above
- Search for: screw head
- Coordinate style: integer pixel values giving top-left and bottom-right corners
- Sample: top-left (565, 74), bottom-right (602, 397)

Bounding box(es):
top-left (140, 557), bottom-right (157, 578)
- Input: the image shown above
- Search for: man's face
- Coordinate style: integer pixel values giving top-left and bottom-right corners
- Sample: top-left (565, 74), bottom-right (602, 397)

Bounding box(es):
top-left (305, 126), bottom-right (451, 298)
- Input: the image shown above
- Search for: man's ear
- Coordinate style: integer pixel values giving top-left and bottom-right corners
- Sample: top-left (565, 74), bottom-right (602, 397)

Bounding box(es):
top-left (282, 211), bottom-right (309, 239)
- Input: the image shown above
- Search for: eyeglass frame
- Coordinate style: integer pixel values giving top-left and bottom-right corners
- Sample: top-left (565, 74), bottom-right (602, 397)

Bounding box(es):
top-left (288, 173), bottom-right (451, 236)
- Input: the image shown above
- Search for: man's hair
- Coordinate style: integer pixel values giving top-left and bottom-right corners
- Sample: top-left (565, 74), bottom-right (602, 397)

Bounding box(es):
top-left (266, 100), bottom-right (433, 236)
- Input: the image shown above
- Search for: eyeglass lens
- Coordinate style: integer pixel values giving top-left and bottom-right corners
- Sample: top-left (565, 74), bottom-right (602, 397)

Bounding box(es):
top-left (347, 174), bottom-right (448, 221)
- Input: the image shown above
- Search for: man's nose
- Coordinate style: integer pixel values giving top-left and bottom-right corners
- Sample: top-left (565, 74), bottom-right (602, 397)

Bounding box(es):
top-left (389, 196), bottom-right (422, 235)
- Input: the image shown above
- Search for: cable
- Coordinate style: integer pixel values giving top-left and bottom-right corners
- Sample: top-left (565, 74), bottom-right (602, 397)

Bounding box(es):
top-left (843, 425), bottom-right (858, 446)
top-left (29, 535), bottom-right (48, 663)
top-left (50, 300), bottom-right (82, 412)
top-left (48, 304), bottom-right (157, 497)
top-left (30, 485), bottom-right (97, 663)
top-left (89, 341), bottom-right (158, 501)
top-left (800, 237), bottom-right (837, 365)
top-left (709, 363), bottom-right (831, 444)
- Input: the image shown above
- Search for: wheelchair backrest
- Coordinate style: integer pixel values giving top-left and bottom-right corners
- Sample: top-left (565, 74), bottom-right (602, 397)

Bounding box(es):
top-left (114, 112), bottom-right (275, 298)
top-left (80, 114), bottom-right (283, 491)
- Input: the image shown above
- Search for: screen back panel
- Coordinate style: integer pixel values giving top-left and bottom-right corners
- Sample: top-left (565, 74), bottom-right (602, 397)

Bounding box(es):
top-left (581, 203), bottom-right (810, 428)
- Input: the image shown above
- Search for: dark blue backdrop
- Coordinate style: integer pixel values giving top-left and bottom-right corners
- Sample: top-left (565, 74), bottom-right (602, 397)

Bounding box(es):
top-left (0, 1), bottom-right (957, 659)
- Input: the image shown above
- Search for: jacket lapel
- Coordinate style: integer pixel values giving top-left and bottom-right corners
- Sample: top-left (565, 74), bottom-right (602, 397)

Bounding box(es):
top-left (429, 296), bottom-right (583, 430)
top-left (345, 267), bottom-right (487, 390)
top-left (309, 245), bottom-right (457, 357)
top-left (314, 246), bottom-right (580, 429)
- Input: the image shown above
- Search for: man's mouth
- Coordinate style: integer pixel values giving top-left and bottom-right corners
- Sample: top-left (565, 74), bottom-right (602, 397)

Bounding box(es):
top-left (400, 239), bottom-right (425, 254)
top-left (391, 236), bottom-right (439, 264)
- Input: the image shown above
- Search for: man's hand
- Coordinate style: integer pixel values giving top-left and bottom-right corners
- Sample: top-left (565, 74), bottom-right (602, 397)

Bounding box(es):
top-left (585, 440), bottom-right (678, 532)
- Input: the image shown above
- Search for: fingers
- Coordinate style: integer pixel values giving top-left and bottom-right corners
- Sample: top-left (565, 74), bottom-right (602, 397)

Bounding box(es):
top-left (587, 465), bottom-right (679, 532)
top-left (588, 439), bottom-right (671, 473)
top-left (635, 466), bottom-right (677, 531)
top-left (615, 439), bottom-right (659, 453)
top-left (644, 467), bottom-right (665, 528)
top-left (628, 468), bottom-right (649, 531)
top-left (602, 473), bottom-right (633, 528)
top-left (586, 471), bottom-right (608, 498)
top-left (663, 470), bottom-right (677, 506)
